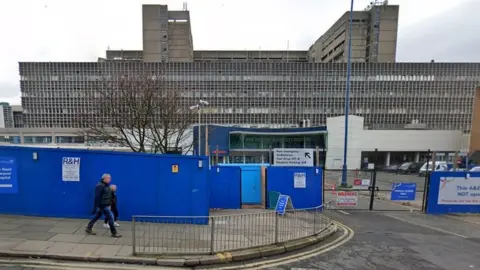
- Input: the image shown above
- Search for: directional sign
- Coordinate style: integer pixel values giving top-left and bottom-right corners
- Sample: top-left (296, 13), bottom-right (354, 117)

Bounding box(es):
top-left (390, 182), bottom-right (417, 201)
top-left (273, 148), bottom-right (314, 167)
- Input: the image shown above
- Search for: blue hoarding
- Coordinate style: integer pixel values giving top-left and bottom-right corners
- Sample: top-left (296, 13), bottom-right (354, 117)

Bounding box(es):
top-left (390, 182), bottom-right (416, 201)
top-left (0, 157), bottom-right (18, 194)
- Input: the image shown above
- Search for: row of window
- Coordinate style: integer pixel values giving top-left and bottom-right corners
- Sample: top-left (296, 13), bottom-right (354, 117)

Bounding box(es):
top-left (229, 134), bottom-right (327, 149)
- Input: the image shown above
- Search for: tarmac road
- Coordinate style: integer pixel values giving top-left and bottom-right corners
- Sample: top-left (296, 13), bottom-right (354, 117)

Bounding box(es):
top-left (269, 199), bottom-right (480, 270)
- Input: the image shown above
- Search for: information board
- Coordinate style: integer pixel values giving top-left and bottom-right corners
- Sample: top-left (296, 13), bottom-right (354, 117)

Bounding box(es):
top-left (275, 194), bottom-right (294, 215)
top-left (438, 177), bottom-right (480, 205)
top-left (273, 148), bottom-right (314, 167)
top-left (336, 191), bottom-right (358, 206)
top-left (390, 182), bottom-right (417, 201)
top-left (293, 172), bottom-right (306, 188)
top-left (0, 157), bottom-right (18, 194)
top-left (62, 157), bottom-right (81, 182)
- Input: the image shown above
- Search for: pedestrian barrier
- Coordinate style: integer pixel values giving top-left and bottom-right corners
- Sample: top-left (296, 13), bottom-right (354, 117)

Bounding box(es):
top-left (131, 201), bottom-right (333, 255)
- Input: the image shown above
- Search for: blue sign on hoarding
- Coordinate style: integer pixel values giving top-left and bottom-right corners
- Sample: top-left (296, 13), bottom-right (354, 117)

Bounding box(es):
top-left (275, 195), bottom-right (290, 215)
top-left (391, 182), bottom-right (416, 201)
top-left (0, 157), bottom-right (18, 194)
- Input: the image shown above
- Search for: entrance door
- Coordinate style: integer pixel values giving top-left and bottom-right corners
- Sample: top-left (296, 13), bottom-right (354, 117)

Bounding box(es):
top-left (241, 166), bottom-right (261, 204)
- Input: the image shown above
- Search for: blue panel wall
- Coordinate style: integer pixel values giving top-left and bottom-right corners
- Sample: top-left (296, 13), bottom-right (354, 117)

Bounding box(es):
top-left (267, 167), bottom-right (322, 209)
top-left (426, 171), bottom-right (480, 214)
top-left (0, 146), bottom-right (209, 221)
top-left (209, 166), bottom-right (241, 209)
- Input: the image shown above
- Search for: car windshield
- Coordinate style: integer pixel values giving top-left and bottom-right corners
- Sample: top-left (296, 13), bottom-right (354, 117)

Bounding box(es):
top-left (400, 163), bottom-right (411, 169)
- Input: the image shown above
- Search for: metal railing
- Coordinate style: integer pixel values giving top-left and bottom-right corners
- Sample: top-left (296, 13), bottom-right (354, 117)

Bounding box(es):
top-left (132, 202), bottom-right (333, 255)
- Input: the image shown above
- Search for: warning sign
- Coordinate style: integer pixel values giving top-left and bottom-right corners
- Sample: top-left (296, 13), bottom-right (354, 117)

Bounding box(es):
top-left (336, 191), bottom-right (358, 207)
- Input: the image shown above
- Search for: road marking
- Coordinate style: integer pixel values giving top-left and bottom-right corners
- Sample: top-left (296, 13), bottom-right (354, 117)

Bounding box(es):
top-left (338, 210), bottom-right (351, 215)
top-left (385, 214), bottom-right (469, 239)
top-left (445, 215), bottom-right (480, 227)
top-left (212, 221), bottom-right (354, 270)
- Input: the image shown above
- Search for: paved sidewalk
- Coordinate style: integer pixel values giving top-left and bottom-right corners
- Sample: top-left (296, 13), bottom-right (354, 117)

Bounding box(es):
top-left (0, 215), bottom-right (133, 258)
top-left (0, 213), bottom-right (338, 267)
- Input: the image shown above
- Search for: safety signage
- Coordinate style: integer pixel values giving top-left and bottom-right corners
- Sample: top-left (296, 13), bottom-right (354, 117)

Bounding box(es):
top-left (336, 191), bottom-right (358, 206)
top-left (390, 182), bottom-right (417, 201)
top-left (273, 148), bottom-right (314, 167)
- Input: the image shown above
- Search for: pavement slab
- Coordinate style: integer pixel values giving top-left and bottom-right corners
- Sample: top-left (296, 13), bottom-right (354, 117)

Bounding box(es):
top-left (45, 242), bottom-right (77, 254)
top-left (12, 240), bottom-right (52, 252)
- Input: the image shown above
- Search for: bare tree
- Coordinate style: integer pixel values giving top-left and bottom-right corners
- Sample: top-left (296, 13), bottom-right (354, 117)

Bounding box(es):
top-left (78, 66), bottom-right (196, 154)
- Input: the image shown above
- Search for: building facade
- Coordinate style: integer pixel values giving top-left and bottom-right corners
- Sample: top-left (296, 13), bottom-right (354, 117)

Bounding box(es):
top-left (19, 62), bottom-right (480, 131)
top-left (0, 102), bottom-right (14, 128)
top-left (308, 1), bottom-right (398, 63)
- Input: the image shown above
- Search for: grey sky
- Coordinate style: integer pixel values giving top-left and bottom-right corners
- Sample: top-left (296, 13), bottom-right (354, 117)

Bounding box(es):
top-left (1, 0), bottom-right (478, 105)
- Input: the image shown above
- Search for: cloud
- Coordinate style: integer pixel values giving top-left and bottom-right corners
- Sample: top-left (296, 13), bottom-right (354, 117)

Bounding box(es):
top-left (397, 0), bottom-right (480, 62)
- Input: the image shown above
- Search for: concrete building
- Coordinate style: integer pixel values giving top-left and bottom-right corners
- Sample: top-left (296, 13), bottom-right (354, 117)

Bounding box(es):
top-left (5, 3), bottom-right (479, 167)
top-left (142, 4), bottom-right (194, 62)
top-left (0, 102), bottom-right (14, 128)
top-left (103, 2), bottom-right (397, 63)
top-left (308, 1), bottom-right (398, 63)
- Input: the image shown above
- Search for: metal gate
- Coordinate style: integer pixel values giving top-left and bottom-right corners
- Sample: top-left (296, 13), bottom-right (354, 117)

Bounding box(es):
top-left (323, 168), bottom-right (429, 212)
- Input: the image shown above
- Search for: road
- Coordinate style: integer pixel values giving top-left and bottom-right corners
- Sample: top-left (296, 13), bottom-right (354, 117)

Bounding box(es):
top-left (268, 187), bottom-right (480, 270)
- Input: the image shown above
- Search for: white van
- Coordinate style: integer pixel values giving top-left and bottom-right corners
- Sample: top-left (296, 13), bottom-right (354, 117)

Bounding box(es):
top-left (418, 161), bottom-right (448, 176)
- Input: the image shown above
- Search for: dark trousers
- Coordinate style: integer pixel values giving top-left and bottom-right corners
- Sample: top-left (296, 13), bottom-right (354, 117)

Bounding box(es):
top-left (87, 206), bottom-right (117, 234)
top-left (104, 205), bottom-right (119, 223)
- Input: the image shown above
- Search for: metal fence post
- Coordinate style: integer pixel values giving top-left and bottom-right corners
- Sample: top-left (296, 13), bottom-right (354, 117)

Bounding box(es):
top-left (313, 210), bottom-right (316, 235)
top-left (274, 213), bottom-right (279, 244)
top-left (210, 216), bottom-right (215, 254)
top-left (132, 216), bottom-right (136, 255)
top-left (369, 148), bottom-right (378, 211)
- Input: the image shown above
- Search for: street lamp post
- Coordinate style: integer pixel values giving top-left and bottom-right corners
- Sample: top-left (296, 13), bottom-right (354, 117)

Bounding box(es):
top-left (190, 99), bottom-right (209, 156)
top-left (341, 0), bottom-right (355, 187)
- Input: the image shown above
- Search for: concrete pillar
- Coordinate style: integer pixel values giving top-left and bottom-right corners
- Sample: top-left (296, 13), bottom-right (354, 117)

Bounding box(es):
top-left (415, 152), bottom-right (420, 162)
top-left (20, 132), bottom-right (24, 144)
top-left (385, 152), bottom-right (391, 166)
top-left (52, 132), bottom-right (56, 144)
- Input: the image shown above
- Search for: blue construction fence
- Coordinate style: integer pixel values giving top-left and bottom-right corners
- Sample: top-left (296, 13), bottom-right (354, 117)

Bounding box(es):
top-left (0, 146), bottom-right (210, 222)
top-left (426, 171), bottom-right (480, 214)
top-left (208, 164), bottom-right (323, 210)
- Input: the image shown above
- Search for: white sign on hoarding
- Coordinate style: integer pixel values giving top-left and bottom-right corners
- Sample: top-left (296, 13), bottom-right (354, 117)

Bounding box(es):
top-left (62, 157), bottom-right (81, 182)
top-left (336, 191), bottom-right (358, 206)
top-left (293, 172), bottom-right (306, 188)
top-left (438, 177), bottom-right (480, 205)
top-left (273, 148), bottom-right (314, 167)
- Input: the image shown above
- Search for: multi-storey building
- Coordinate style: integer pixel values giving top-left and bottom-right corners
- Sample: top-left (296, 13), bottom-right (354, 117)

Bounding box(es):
top-left (0, 102), bottom-right (14, 128)
top-left (19, 62), bottom-right (480, 131)
top-left (308, 1), bottom-right (398, 63)
top-left (5, 3), bottom-right (480, 167)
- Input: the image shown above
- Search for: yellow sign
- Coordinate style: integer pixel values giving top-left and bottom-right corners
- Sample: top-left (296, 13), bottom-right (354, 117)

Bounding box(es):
top-left (172, 164), bottom-right (179, 173)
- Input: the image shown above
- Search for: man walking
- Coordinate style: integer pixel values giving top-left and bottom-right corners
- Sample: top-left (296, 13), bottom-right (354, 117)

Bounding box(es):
top-left (85, 173), bottom-right (122, 238)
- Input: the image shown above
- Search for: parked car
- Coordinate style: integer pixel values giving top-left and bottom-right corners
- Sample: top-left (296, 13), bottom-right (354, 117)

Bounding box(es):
top-left (397, 162), bottom-right (424, 174)
top-left (418, 161), bottom-right (449, 177)
top-left (469, 166), bottom-right (480, 172)
top-left (383, 163), bottom-right (407, 173)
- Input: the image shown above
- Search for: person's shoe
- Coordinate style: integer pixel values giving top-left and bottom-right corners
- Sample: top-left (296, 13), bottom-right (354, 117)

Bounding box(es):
top-left (85, 228), bottom-right (96, 235)
top-left (103, 223), bottom-right (110, 229)
top-left (111, 233), bottom-right (122, 238)
top-left (114, 222), bottom-right (120, 227)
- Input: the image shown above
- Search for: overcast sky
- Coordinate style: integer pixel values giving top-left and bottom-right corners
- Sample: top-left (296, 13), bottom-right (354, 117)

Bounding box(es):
top-left (1, 0), bottom-right (479, 105)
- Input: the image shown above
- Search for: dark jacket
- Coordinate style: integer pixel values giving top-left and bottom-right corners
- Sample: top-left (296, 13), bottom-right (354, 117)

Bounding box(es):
top-left (93, 180), bottom-right (113, 209)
